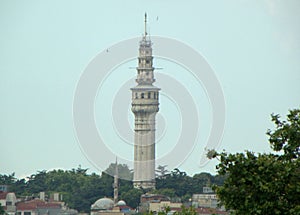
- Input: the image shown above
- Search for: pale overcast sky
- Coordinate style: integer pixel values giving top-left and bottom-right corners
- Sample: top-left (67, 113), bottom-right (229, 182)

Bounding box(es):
top-left (1, 0), bottom-right (300, 178)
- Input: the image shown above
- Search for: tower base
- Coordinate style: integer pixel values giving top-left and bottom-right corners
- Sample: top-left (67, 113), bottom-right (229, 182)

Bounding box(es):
top-left (133, 180), bottom-right (155, 190)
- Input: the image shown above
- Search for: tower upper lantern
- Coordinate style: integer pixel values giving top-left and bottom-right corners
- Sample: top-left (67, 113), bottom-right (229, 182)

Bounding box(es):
top-left (136, 13), bottom-right (155, 85)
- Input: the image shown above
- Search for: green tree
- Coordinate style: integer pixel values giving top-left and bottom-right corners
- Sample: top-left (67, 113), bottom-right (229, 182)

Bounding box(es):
top-left (99, 172), bottom-right (114, 197)
top-left (120, 188), bottom-right (143, 209)
top-left (208, 108), bottom-right (300, 214)
top-left (10, 178), bottom-right (27, 196)
top-left (147, 206), bottom-right (196, 215)
top-left (156, 168), bottom-right (224, 202)
top-left (104, 163), bottom-right (133, 180)
top-left (0, 173), bottom-right (16, 185)
top-left (151, 188), bottom-right (176, 198)
top-left (156, 168), bottom-right (192, 198)
top-left (156, 165), bottom-right (169, 179)
top-left (0, 203), bottom-right (5, 215)
top-left (26, 170), bottom-right (48, 194)
top-left (191, 172), bottom-right (212, 194)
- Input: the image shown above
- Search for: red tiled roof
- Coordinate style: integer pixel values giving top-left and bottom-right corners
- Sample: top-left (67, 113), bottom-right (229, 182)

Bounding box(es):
top-left (169, 207), bottom-right (182, 212)
top-left (16, 199), bottom-right (61, 211)
top-left (118, 205), bottom-right (132, 210)
top-left (0, 192), bottom-right (8, 200)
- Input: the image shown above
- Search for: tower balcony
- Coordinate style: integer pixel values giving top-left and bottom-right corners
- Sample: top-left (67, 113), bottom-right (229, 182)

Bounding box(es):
top-left (136, 79), bottom-right (155, 85)
top-left (139, 39), bottom-right (152, 47)
top-left (131, 103), bottom-right (159, 114)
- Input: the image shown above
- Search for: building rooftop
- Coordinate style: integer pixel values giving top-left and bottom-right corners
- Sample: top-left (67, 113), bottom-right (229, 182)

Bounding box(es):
top-left (16, 199), bottom-right (61, 210)
top-left (0, 192), bottom-right (8, 200)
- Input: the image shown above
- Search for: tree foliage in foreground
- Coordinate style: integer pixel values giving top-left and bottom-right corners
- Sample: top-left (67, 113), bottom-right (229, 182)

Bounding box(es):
top-left (208, 108), bottom-right (300, 215)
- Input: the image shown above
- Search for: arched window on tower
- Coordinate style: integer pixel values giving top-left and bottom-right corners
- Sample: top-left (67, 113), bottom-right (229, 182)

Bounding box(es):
top-left (141, 93), bottom-right (144, 99)
top-left (135, 93), bottom-right (138, 99)
top-left (154, 92), bottom-right (156, 99)
top-left (148, 92), bottom-right (151, 98)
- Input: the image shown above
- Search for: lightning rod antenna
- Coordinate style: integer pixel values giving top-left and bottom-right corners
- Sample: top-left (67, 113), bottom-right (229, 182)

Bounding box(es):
top-left (144, 12), bottom-right (147, 38)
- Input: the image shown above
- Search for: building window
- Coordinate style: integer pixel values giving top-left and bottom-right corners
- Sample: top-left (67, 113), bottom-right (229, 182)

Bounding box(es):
top-left (141, 93), bottom-right (144, 99)
top-left (146, 60), bottom-right (150, 64)
top-left (154, 93), bottom-right (156, 99)
top-left (24, 212), bottom-right (31, 215)
top-left (135, 93), bottom-right (138, 99)
top-left (148, 92), bottom-right (151, 98)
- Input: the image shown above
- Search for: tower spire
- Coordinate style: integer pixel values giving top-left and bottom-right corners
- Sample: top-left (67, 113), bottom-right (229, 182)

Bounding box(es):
top-left (144, 12), bottom-right (147, 38)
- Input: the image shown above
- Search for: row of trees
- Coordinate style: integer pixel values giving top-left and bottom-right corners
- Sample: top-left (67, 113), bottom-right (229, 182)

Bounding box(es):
top-left (0, 167), bottom-right (225, 212)
top-left (1, 168), bottom-right (116, 212)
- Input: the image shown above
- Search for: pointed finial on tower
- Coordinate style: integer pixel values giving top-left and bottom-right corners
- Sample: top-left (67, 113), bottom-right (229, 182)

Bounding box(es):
top-left (144, 12), bottom-right (147, 38)
top-left (115, 157), bottom-right (118, 175)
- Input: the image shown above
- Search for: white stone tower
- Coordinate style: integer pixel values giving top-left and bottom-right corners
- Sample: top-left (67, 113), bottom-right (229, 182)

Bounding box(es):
top-left (131, 13), bottom-right (160, 189)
